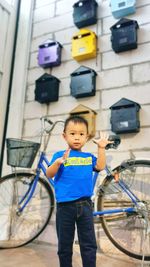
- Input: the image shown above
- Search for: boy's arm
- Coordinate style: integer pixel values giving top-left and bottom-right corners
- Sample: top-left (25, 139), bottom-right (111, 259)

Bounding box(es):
top-left (93, 133), bottom-right (113, 171)
top-left (95, 147), bottom-right (106, 171)
top-left (46, 158), bottom-right (63, 178)
top-left (46, 148), bottom-right (70, 178)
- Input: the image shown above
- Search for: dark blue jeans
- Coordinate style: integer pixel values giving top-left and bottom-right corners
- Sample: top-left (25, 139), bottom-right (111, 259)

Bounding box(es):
top-left (56, 199), bottom-right (97, 267)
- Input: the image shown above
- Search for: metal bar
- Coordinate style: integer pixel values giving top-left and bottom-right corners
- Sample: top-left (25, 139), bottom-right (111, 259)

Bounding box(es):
top-left (93, 207), bottom-right (135, 216)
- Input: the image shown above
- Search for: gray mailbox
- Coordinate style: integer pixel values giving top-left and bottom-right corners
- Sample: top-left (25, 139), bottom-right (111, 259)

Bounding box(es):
top-left (110, 98), bottom-right (141, 134)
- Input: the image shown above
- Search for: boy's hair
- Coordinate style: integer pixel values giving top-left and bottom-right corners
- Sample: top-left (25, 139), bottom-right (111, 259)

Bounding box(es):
top-left (64, 115), bottom-right (88, 133)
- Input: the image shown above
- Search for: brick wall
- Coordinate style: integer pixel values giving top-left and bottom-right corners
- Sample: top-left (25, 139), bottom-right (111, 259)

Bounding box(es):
top-left (24, 0), bottom-right (150, 169)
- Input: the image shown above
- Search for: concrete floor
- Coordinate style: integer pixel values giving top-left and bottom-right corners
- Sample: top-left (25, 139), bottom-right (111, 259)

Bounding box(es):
top-left (0, 212), bottom-right (148, 267)
top-left (0, 241), bottom-right (145, 267)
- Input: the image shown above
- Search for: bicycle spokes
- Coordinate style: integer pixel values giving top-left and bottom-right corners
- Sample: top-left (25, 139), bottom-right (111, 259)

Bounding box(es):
top-left (0, 173), bottom-right (54, 248)
top-left (97, 161), bottom-right (150, 261)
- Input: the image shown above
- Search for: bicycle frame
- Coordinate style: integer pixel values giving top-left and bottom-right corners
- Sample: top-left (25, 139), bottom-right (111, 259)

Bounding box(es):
top-left (18, 152), bottom-right (54, 212)
top-left (17, 151), bottom-right (139, 218)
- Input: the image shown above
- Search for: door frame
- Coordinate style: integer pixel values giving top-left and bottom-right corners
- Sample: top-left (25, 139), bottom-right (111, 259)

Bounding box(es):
top-left (1, 0), bottom-right (35, 175)
top-left (0, 0), bottom-right (19, 162)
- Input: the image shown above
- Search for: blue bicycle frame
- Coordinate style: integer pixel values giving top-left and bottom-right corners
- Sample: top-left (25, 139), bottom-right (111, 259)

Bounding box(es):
top-left (18, 152), bottom-right (54, 212)
top-left (18, 152), bottom-right (139, 217)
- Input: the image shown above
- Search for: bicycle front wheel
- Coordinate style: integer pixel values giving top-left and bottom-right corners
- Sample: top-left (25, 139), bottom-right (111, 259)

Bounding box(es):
top-left (0, 172), bottom-right (54, 248)
top-left (97, 160), bottom-right (150, 261)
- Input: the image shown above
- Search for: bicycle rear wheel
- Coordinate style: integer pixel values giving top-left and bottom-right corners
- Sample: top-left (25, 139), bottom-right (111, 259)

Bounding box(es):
top-left (97, 160), bottom-right (150, 260)
top-left (0, 172), bottom-right (54, 248)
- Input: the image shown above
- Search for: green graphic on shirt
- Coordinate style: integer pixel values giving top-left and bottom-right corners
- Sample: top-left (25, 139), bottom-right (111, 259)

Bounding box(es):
top-left (64, 157), bottom-right (92, 166)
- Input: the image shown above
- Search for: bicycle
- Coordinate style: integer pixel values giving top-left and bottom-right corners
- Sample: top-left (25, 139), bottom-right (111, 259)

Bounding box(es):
top-left (0, 117), bottom-right (150, 263)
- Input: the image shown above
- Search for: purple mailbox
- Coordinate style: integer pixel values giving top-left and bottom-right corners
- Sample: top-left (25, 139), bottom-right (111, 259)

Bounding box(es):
top-left (38, 39), bottom-right (63, 68)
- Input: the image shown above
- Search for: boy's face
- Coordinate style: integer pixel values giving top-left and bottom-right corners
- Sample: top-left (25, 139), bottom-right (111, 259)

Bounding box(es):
top-left (63, 121), bottom-right (88, 151)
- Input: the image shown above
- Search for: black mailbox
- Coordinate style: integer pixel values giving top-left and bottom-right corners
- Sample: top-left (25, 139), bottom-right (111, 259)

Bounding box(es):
top-left (110, 98), bottom-right (141, 134)
top-left (70, 66), bottom-right (97, 98)
top-left (35, 73), bottom-right (60, 104)
top-left (110, 18), bottom-right (139, 53)
top-left (73, 0), bottom-right (98, 28)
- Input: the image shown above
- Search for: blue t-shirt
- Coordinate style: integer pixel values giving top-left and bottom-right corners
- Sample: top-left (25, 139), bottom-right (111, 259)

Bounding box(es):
top-left (49, 149), bottom-right (97, 203)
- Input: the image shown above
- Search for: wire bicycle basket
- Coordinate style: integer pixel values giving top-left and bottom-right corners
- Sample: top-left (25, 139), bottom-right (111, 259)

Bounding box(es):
top-left (6, 138), bottom-right (40, 168)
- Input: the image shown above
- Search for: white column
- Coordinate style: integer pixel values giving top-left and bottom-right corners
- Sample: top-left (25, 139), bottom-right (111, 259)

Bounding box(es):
top-left (7, 0), bottom-right (34, 138)
top-left (3, 0), bottom-right (35, 175)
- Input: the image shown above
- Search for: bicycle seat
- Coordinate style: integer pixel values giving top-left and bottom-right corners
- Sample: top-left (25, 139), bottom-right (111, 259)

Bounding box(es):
top-left (105, 135), bottom-right (121, 150)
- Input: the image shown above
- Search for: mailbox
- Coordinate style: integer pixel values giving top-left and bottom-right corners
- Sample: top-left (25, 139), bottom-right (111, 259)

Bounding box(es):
top-left (38, 39), bottom-right (62, 68)
top-left (70, 104), bottom-right (97, 138)
top-left (70, 66), bottom-right (97, 98)
top-left (110, 0), bottom-right (136, 19)
top-left (110, 98), bottom-right (141, 134)
top-left (35, 73), bottom-right (60, 104)
top-left (110, 18), bottom-right (139, 53)
top-left (73, 0), bottom-right (98, 28)
top-left (71, 29), bottom-right (97, 61)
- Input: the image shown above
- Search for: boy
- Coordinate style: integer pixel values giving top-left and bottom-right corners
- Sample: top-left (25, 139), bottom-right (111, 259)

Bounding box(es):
top-left (46, 115), bottom-right (113, 267)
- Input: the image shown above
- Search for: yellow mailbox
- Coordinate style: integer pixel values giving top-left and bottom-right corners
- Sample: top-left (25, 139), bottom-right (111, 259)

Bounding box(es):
top-left (71, 29), bottom-right (97, 61)
top-left (70, 104), bottom-right (97, 138)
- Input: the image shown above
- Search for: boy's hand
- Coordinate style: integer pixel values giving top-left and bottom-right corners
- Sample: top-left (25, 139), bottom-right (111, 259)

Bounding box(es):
top-left (55, 148), bottom-right (71, 166)
top-left (114, 172), bottom-right (119, 182)
top-left (62, 148), bottom-right (70, 163)
top-left (93, 132), bottom-right (114, 149)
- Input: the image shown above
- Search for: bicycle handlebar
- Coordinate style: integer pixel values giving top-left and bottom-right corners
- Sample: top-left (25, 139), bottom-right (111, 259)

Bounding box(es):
top-left (39, 116), bottom-right (65, 152)
top-left (43, 118), bottom-right (53, 125)
top-left (40, 116), bottom-right (65, 134)
top-left (105, 135), bottom-right (121, 150)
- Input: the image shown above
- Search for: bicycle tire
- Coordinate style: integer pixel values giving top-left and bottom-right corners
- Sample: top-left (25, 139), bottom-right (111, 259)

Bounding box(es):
top-left (0, 172), bottom-right (54, 248)
top-left (97, 159), bottom-right (150, 261)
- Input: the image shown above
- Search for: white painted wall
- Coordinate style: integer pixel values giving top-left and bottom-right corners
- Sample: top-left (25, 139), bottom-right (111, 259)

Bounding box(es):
top-left (23, 0), bottom-right (150, 169)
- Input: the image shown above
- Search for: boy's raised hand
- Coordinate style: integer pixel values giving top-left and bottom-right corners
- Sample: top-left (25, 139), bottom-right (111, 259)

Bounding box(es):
top-left (93, 132), bottom-right (114, 149)
top-left (62, 148), bottom-right (71, 163)
top-left (56, 148), bottom-right (71, 166)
